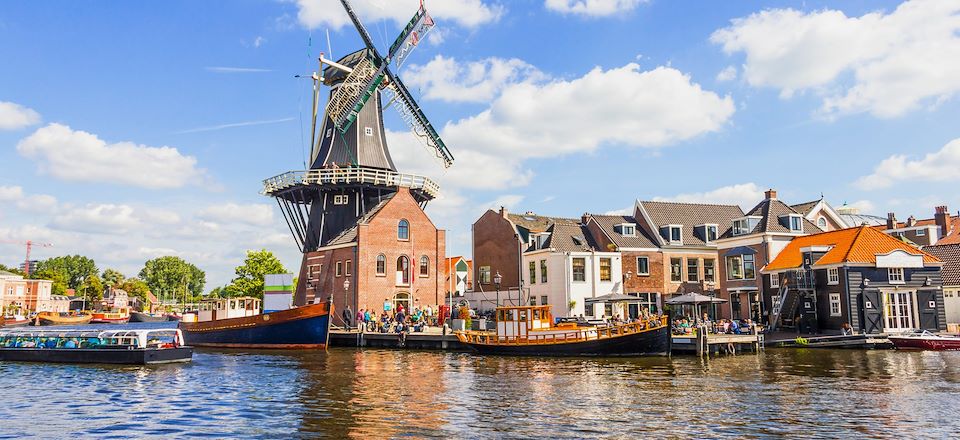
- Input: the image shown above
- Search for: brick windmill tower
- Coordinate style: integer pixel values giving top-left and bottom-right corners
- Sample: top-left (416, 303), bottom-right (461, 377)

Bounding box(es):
top-left (263, 0), bottom-right (454, 318)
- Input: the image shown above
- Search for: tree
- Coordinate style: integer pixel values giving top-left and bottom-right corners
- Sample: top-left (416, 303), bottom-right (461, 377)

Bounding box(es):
top-left (0, 263), bottom-right (24, 276)
top-left (80, 274), bottom-right (104, 303)
top-left (34, 255), bottom-right (98, 290)
top-left (120, 278), bottom-right (151, 305)
top-left (32, 267), bottom-right (67, 296)
top-left (138, 256), bottom-right (206, 301)
top-left (102, 268), bottom-right (126, 288)
top-left (227, 250), bottom-right (288, 299)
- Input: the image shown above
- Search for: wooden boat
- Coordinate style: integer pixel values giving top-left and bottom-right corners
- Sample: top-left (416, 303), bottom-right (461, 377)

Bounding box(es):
top-left (37, 311), bottom-right (93, 326)
top-left (129, 311), bottom-right (167, 323)
top-left (456, 305), bottom-right (670, 356)
top-left (178, 297), bottom-right (332, 349)
top-left (889, 331), bottom-right (960, 351)
top-left (3, 315), bottom-right (31, 328)
top-left (90, 308), bottom-right (130, 324)
top-left (0, 328), bottom-right (192, 364)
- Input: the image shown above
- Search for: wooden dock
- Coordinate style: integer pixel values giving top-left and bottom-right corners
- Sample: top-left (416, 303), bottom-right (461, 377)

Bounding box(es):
top-left (670, 332), bottom-right (764, 355)
top-left (329, 328), bottom-right (468, 351)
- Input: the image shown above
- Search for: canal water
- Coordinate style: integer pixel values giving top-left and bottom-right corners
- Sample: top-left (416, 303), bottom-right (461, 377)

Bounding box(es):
top-left (1, 328), bottom-right (958, 438)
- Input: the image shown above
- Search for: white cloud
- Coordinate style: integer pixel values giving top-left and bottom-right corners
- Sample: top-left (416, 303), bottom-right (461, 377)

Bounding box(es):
top-left (198, 203), bottom-right (274, 227)
top-left (711, 1), bottom-right (960, 118)
top-left (50, 204), bottom-right (141, 234)
top-left (847, 200), bottom-right (876, 213)
top-left (253, 36), bottom-right (265, 48)
top-left (17, 194), bottom-right (58, 213)
top-left (294, 0), bottom-right (502, 30)
top-left (545, 0), bottom-right (646, 17)
top-left (404, 56), bottom-right (546, 103)
top-left (856, 138), bottom-right (960, 190)
top-left (0, 186), bottom-right (24, 202)
top-left (443, 63), bottom-right (734, 159)
top-left (716, 65), bottom-right (737, 82)
top-left (0, 101), bottom-right (41, 130)
top-left (17, 123), bottom-right (207, 189)
top-left (653, 183), bottom-right (764, 209)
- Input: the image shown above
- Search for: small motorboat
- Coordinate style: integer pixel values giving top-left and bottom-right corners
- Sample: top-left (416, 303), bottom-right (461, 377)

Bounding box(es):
top-left (889, 330), bottom-right (960, 351)
top-left (165, 313), bottom-right (182, 322)
top-left (37, 311), bottom-right (93, 326)
top-left (90, 308), bottom-right (131, 324)
top-left (0, 328), bottom-right (193, 364)
top-left (129, 311), bottom-right (167, 323)
top-left (3, 315), bottom-right (31, 328)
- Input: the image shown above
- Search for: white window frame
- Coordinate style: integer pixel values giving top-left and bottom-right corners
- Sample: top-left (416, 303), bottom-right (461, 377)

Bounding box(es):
top-left (827, 268), bottom-right (839, 285)
top-left (621, 225), bottom-right (635, 236)
top-left (888, 267), bottom-right (905, 284)
top-left (770, 273), bottom-right (779, 288)
top-left (364, 126), bottom-right (374, 136)
top-left (817, 217), bottom-right (827, 229)
top-left (916, 228), bottom-right (926, 236)
top-left (829, 293), bottom-right (842, 317)
top-left (668, 225), bottom-right (683, 244)
top-left (636, 256), bottom-right (650, 276)
top-left (733, 218), bottom-right (749, 236)
top-left (789, 214), bottom-right (803, 232)
top-left (705, 224), bottom-right (718, 243)
top-left (333, 194), bottom-right (349, 205)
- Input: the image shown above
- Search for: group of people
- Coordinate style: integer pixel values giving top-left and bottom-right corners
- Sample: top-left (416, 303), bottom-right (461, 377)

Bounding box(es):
top-left (672, 313), bottom-right (758, 335)
top-left (342, 304), bottom-right (436, 334)
top-left (1, 336), bottom-right (85, 348)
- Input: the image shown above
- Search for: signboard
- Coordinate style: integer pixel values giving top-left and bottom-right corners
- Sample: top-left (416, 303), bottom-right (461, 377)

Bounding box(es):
top-left (263, 273), bottom-right (294, 313)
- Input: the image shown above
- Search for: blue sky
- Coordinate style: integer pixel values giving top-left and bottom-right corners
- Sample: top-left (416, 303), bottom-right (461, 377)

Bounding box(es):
top-left (2, 0), bottom-right (959, 289)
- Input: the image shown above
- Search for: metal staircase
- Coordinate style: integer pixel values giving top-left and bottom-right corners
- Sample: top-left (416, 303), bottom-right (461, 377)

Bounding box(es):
top-left (769, 281), bottom-right (801, 332)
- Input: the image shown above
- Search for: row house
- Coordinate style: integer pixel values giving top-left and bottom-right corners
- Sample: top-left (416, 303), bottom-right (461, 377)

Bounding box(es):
top-left (715, 189), bottom-right (819, 323)
top-left (923, 243), bottom-right (960, 325)
top-left (880, 206), bottom-right (960, 246)
top-left (762, 226), bottom-right (945, 334)
top-left (0, 270), bottom-right (64, 313)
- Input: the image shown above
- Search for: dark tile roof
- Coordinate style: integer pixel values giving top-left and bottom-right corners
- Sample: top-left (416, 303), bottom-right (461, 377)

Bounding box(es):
top-left (742, 198), bottom-right (820, 235)
top-left (923, 243), bottom-right (960, 285)
top-left (323, 193), bottom-right (395, 247)
top-left (790, 199), bottom-right (820, 216)
top-left (638, 201), bottom-right (745, 247)
top-left (589, 215), bottom-right (658, 249)
top-left (507, 212), bottom-right (577, 233)
top-left (541, 223), bottom-right (602, 253)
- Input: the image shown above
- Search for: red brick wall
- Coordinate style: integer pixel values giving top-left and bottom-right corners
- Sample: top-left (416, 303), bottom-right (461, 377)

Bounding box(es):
top-left (622, 250), bottom-right (664, 293)
top-left (717, 243), bottom-right (766, 320)
top-left (472, 209), bottom-right (522, 291)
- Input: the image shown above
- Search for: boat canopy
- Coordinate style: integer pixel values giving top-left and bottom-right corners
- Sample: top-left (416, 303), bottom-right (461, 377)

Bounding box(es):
top-left (0, 328), bottom-right (184, 349)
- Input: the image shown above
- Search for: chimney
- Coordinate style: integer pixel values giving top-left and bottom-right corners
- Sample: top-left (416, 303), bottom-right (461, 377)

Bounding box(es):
top-left (887, 212), bottom-right (897, 230)
top-left (935, 205), bottom-right (950, 237)
top-left (499, 206), bottom-right (507, 218)
top-left (764, 189), bottom-right (777, 200)
top-left (907, 215), bottom-right (916, 227)
top-left (582, 212), bottom-right (590, 225)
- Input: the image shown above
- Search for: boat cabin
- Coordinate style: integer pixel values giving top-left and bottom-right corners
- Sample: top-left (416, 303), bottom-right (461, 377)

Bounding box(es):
top-left (495, 305), bottom-right (554, 338)
top-left (0, 328), bottom-right (184, 349)
top-left (197, 297), bottom-right (261, 322)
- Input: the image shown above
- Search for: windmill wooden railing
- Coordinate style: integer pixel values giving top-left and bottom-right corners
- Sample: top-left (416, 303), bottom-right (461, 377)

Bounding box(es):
top-left (262, 167), bottom-right (440, 198)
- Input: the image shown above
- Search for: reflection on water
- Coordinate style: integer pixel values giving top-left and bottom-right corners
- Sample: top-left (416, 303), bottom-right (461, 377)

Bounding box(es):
top-left (0, 347), bottom-right (958, 438)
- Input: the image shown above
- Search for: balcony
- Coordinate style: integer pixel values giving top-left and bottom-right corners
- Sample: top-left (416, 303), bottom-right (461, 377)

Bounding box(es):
top-left (262, 167), bottom-right (440, 199)
top-left (786, 270), bottom-right (815, 290)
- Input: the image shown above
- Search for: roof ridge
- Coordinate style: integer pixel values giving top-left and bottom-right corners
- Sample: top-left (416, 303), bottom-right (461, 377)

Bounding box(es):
top-left (638, 200), bottom-right (742, 208)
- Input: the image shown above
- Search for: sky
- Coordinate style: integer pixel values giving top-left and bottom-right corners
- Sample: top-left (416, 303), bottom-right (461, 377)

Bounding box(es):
top-left (2, 0), bottom-right (959, 290)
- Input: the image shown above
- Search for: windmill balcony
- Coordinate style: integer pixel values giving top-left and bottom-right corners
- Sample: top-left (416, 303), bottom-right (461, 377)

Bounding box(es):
top-left (262, 167), bottom-right (440, 199)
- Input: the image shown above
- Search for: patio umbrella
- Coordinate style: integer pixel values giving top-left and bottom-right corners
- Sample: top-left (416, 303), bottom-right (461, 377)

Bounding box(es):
top-left (665, 293), bottom-right (727, 321)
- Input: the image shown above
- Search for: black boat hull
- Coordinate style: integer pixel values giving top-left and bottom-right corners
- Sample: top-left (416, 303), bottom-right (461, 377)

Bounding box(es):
top-left (465, 325), bottom-right (670, 356)
top-left (0, 347), bottom-right (193, 365)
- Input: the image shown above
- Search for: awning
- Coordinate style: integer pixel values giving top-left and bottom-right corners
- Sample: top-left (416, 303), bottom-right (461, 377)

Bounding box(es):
top-left (722, 246), bottom-right (757, 256)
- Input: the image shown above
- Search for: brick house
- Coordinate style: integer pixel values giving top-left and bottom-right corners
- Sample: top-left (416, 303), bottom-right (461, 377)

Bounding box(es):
top-left (764, 226), bottom-right (945, 334)
top-left (922, 243), bottom-right (960, 325)
top-left (585, 214), bottom-right (664, 315)
top-left (715, 189), bottom-right (818, 323)
top-left (880, 206), bottom-right (960, 246)
top-left (295, 187), bottom-right (446, 322)
top-left (0, 270), bottom-right (60, 313)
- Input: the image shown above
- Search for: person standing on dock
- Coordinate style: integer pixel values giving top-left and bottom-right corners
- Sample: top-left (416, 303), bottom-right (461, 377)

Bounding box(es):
top-left (343, 305), bottom-right (353, 329)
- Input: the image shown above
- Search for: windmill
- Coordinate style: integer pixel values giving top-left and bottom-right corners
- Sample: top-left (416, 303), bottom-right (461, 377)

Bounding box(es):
top-left (262, 0), bottom-right (454, 306)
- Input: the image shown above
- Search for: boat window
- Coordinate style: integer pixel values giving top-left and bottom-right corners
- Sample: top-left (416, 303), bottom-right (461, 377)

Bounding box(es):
top-left (519, 310), bottom-right (528, 322)
top-left (532, 309), bottom-right (541, 320)
top-left (230, 300), bottom-right (237, 310)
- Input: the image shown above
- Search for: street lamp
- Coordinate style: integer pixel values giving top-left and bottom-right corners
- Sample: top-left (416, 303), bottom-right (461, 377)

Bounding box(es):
top-left (493, 271), bottom-right (502, 309)
top-left (343, 279), bottom-right (351, 328)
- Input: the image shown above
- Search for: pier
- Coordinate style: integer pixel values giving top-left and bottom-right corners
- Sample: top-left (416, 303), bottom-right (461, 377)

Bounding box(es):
top-left (329, 327), bottom-right (468, 351)
top-left (670, 332), bottom-right (764, 355)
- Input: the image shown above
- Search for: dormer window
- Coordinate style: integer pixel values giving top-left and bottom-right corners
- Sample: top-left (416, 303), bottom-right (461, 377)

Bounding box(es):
top-left (615, 223), bottom-right (636, 236)
top-left (667, 225), bottom-right (682, 244)
top-left (780, 214), bottom-right (803, 232)
top-left (733, 218), bottom-right (749, 236)
top-left (698, 224), bottom-right (718, 243)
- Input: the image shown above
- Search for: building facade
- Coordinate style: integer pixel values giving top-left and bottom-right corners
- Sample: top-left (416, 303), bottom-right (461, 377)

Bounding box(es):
top-left (764, 226), bottom-right (945, 334)
top-left (923, 243), bottom-right (960, 325)
top-left (0, 270), bottom-right (59, 313)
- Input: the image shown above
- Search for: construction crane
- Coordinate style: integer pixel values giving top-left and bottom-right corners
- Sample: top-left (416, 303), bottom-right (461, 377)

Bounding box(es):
top-left (0, 239), bottom-right (52, 277)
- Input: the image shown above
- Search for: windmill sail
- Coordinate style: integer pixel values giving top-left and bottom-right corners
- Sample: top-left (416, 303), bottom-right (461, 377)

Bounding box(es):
top-left (388, 6), bottom-right (435, 69)
top-left (382, 71), bottom-right (454, 168)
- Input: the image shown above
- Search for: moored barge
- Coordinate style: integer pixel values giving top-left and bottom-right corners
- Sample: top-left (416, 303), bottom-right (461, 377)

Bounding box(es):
top-left (457, 305), bottom-right (670, 356)
top-left (178, 297), bottom-right (332, 349)
top-left (0, 328), bottom-right (192, 364)
top-left (37, 311), bottom-right (93, 326)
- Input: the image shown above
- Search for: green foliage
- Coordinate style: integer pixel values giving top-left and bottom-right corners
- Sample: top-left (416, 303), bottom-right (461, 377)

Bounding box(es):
top-left (138, 256), bottom-right (206, 300)
top-left (101, 268), bottom-right (126, 288)
top-left (80, 274), bottom-right (104, 302)
top-left (31, 267), bottom-right (68, 296)
top-left (0, 263), bottom-right (24, 276)
top-left (34, 255), bottom-right (98, 290)
top-left (120, 278), bottom-right (151, 304)
top-left (226, 250), bottom-right (288, 299)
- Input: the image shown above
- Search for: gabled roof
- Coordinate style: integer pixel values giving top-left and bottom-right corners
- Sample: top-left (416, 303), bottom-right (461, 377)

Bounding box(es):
top-left (540, 223), bottom-right (602, 253)
top-left (765, 226), bottom-right (941, 271)
top-left (790, 200), bottom-right (820, 216)
top-left (637, 200), bottom-right (744, 247)
top-left (735, 197), bottom-right (820, 236)
top-left (507, 213), bottom-right (576, 233)
top-left (589, 215), bottom-right (658, 249)
top-left (924, 243), bottom-right (960, 285)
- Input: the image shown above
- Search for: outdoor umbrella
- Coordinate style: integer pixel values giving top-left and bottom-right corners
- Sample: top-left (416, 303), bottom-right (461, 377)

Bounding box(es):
top-left (665, 293), bottom-right (727, 320)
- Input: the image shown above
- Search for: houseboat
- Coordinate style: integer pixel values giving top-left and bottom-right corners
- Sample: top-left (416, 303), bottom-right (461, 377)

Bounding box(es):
top-left (0, 328), bottom-right (192, 364)
top-left (90, 308), bottom-right (130, 324)
top-left (456, 305), bottom-right (670, 356)
top-left (178, 296), bottom-right (332, 349)
top-left (37, 311), bottom-right (93, 326)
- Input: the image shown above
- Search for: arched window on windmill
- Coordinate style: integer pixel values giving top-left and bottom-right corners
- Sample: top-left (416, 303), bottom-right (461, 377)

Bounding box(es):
top-left (396, 256), bottom-right (410, 285)
top-left (398, 219), bottom-right (410, 241)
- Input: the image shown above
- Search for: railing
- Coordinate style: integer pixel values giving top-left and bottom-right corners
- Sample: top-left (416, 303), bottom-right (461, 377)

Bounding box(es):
top-left (457, 316), bottom-right (667, 345)
top-left (789, 269), bottom-right (815, 289)
top-left (261, 167), bottom-right (440, 198)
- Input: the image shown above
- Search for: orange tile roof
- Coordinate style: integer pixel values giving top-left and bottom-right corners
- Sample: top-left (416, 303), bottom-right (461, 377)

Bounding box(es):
top-left (764, 226), bottom-right (940, 271)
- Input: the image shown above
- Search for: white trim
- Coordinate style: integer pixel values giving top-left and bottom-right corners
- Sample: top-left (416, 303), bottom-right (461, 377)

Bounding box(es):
top-left (827, 267), bottom-right (839, 285)
top-left (829, 293), bottom-right (842, 317)
top-left (770, 272), bottom-right (780, 288)
top-left (666, 224), bottom-right (683, 245)
top-left (888, 267), bottom-right (905, 284)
